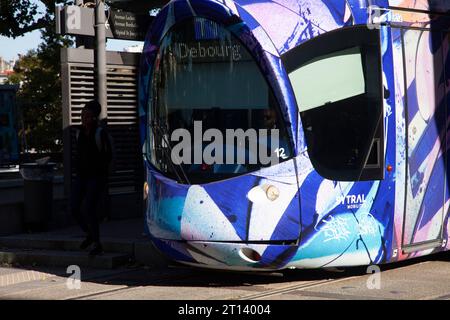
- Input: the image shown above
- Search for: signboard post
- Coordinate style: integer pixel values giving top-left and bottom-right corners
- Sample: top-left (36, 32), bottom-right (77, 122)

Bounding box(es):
top-left (95, 0), bottom-right (108, 121)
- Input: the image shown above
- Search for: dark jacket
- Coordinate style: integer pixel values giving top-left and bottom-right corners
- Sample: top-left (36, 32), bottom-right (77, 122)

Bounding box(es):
top-left (75, 125), bottom-right (112, 179)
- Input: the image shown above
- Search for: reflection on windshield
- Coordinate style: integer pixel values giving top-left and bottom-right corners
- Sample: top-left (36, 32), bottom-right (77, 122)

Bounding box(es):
top-left (149, 18), bottom-right (292, 183)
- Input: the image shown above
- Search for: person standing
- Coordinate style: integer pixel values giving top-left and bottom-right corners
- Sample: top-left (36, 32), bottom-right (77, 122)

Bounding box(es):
top-left (71, 100), bottom-right (112, 256)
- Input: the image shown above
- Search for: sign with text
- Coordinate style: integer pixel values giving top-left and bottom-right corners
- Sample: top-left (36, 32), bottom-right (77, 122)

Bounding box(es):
top-left (109, 11), bottom-right (152, 41)
top-left (172, 40), bottom-right (253, 64)
top-left (56, 5), bottom-right (153, 41)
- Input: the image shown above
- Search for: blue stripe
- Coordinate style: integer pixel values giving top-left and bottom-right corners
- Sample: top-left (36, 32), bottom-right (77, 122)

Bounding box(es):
top-left (203, 175), bottom-right (261, 240)
top-left (270, 192), bottom-right (300, 241)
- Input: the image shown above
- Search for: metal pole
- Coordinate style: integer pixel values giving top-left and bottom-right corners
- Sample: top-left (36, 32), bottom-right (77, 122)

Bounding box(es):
top-left (75, 0), bottom-right (84, 48)
top-left (95, 0), bottom-right (108, 122)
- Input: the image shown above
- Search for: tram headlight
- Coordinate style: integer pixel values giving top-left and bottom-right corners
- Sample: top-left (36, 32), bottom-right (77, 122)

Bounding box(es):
top-left (143, 182), bottom-right (149, 200)
top-left (247, 184), bottom-right (280, 203)
top-left (265, 185), bottom-right (280, 202)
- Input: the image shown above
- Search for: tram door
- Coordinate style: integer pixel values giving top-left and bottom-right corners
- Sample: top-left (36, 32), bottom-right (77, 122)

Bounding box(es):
top-left (402, 28), bottom-right (447, 249)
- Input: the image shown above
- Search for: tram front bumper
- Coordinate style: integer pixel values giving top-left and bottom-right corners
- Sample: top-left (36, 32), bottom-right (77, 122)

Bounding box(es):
top-left (150, 238), bottom-right (299, 271)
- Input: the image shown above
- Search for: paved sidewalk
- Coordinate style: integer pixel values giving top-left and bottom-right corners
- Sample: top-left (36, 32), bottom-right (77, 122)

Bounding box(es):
top-left (34, 218), bottom-right (148, 240)
top-left (0, 219), bottom-right (169, 269)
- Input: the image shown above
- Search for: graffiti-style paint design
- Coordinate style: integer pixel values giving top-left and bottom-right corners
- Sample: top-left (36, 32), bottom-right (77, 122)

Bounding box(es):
top-left (139, 0), bottom-right (450, 271)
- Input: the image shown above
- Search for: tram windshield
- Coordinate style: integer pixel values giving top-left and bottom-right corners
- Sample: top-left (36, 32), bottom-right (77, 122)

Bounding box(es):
top-left (149, 18), bottom-right (293, 183)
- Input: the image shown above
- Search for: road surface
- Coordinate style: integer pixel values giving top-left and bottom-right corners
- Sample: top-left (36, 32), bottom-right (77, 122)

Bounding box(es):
top-left (0, 251), bottom-right (449, 301)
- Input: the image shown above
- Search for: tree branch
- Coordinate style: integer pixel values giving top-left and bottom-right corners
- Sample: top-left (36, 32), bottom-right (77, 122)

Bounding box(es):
top-left (8, 18), bottom-right (49, 38)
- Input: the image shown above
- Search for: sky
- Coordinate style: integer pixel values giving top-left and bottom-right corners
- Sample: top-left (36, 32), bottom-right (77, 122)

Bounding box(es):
top-left (0, 33), bottom-right (143, 61)
top-left (0, 31), bottom-right (43, 61)
top-left (0, 0), bottom-right (46, 61)
top-left (0, 1), bottom-right (143, 62)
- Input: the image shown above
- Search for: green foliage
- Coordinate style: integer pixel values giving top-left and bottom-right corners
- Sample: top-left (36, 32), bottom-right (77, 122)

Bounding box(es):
top-left (0, 0), bottom-right (68, 38)
top-left (7, 51), bottom-right (61, 153)
top-left (3, 1), bottom-right (73, 153)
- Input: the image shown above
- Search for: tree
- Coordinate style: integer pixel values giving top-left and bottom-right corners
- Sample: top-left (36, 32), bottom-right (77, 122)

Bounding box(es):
top-left (7, 49), bottom-right (62, 153)
top-left (0, 0), bottom-right (67, 38)
top-left (2, 1), bottom-right (73, 153)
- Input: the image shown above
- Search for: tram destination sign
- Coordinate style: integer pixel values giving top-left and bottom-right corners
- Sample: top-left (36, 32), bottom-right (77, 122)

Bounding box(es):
top-left (56, 5), bottom-right (152, 41)
top-left (173, 41), bottom-right (253, 63)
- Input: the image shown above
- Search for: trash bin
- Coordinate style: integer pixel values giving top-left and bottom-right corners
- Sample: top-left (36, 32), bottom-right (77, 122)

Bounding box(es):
top-left (19, 162), bottom-right (56, 232)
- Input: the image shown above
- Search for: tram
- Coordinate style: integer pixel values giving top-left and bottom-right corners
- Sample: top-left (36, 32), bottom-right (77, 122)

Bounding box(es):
top-left (139, 0), bottom-right (450, 270)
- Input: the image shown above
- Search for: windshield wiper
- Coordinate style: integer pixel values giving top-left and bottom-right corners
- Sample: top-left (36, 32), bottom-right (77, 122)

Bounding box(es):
top-left (150, 119), bottom-right (190, 184)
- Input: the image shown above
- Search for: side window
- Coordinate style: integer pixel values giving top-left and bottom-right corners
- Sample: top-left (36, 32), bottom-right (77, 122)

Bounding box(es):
top-left (282, 27), bottom-right (384, 181)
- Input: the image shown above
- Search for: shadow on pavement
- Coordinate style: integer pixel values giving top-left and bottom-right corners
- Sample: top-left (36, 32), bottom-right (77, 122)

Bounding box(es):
top-left (2, 249), bottom-right (449, 291)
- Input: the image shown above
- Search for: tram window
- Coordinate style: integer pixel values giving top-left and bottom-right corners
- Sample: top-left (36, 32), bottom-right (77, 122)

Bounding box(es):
top-left (290, 47), bottom-right (366, 112)
top-left (149, 17), bottom-right (293, 184)
top-left (282, 27), bottom-right (384, 181)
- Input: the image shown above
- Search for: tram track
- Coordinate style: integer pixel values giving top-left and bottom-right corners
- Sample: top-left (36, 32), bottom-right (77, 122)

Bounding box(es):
top-left (65, 266), bottom-right (365, 300)
top-left (236, 275), bottom-right (363, 300)
top-left (66, 284), bottom-right (138, 300)
top-left (65, 268), bottom-right (201, 300)
top-left (69, 276), bottom-right (359, 300)
top-left (64, 258), bottom-right (442, 300)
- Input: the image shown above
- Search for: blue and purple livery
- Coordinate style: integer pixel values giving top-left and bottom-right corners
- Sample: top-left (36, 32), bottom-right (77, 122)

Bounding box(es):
top-left (139, 0), bottom-right (450, 271)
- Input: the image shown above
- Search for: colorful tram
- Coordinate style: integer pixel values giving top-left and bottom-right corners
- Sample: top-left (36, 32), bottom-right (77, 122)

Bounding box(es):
top-left (139, 0), bottom-right (450, 271)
